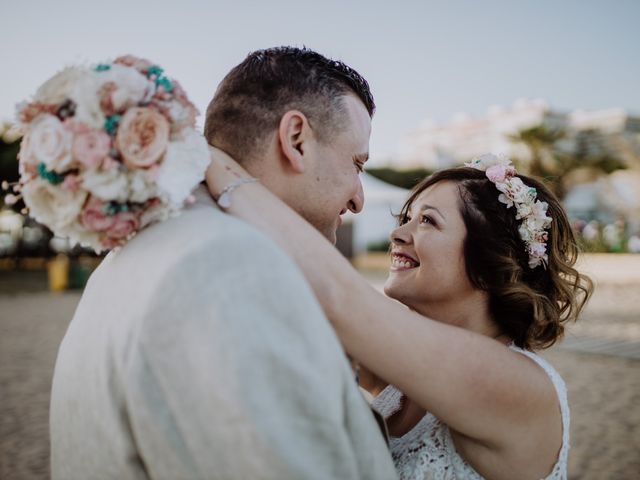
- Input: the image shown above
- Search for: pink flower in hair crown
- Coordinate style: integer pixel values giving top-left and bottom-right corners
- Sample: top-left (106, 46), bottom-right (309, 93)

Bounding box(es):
top-left (485, 164), bottom-right (508, 183)
top-left (465, 153), bottom-right (552, 269)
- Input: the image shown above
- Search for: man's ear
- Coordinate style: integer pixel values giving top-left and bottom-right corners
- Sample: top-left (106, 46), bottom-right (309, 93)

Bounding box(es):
top-left (278, 110), bottom-right (312, 174)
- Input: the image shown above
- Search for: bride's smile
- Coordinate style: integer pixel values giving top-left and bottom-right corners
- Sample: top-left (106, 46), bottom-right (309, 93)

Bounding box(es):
top-left (390, 252), bottom-right (419, 270)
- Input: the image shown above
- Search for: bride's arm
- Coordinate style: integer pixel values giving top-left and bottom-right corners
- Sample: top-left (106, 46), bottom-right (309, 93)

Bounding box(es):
top-left (205, 148), bottom-right (558, 450)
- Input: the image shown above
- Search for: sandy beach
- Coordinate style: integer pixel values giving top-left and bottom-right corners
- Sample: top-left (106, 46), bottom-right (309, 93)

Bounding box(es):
top-left (1, 254), bottom-right (639, 479)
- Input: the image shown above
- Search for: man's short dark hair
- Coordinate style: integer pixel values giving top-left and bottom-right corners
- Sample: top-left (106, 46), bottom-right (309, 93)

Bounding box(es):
top-left (204, 46), bottom-right (375, 161)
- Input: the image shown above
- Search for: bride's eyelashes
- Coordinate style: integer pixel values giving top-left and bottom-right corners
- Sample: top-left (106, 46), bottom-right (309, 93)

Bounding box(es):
top-left (395, 213), bottom-right (437, 228)
top-left (420, 214), bottom-right (437, 227)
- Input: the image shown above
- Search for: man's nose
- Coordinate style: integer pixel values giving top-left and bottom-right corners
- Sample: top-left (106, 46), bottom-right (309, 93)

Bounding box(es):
top-left (347, 180), bottom-right (365, 214)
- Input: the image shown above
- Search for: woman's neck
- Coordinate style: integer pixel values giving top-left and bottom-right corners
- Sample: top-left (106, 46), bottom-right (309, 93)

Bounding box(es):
top-left (412, 292), bottom-right (503, 340)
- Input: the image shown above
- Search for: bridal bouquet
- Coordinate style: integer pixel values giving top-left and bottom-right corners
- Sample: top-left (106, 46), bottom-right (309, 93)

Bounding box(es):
top-left (11, 55), bottom-right (209, 252)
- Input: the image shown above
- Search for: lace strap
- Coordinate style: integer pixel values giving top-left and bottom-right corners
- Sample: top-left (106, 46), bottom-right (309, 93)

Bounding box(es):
top-left (509, 345), bottom-right (570, 477)
top-left (371, 385), bottom-right (404, 419)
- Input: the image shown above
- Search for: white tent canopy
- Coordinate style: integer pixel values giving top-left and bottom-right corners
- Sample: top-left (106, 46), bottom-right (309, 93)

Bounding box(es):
top-left (343, 173), bottom-right (411, 253)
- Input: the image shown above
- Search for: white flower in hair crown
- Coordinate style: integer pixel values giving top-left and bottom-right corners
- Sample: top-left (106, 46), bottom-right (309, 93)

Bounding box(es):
top-left (465, 153), bottom-right (553, 269)
top-left (6, 55), bottom-right (210, 253)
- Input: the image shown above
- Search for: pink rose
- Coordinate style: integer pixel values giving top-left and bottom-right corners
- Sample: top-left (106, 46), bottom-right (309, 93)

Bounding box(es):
top-left (98, 82), bottom-right (117, 116)
top-left (106, 211), bottom-right (140, 240)
top-left (81, 197), bottom-right (115, 232)
top-left (115, 107), bottom-right (169, 169)
top-left (100, 236), bottom-right (122, 250)
top-left (62, 118), bottom-right (91, 135)
top-left (485, 164), bottom-right (507, 183)
top-left (533, 231), bottom-right (549, 243)
top-left (16, 102), bottom-right (57, 124)
top-left (113, 55), bottom-right (153, 72)
top-left (101, 156), bottom-right (119, 170)
top-left (73, 129), bottom-right (112, 168)
top-left (61, 174), bottom-right (81, 192)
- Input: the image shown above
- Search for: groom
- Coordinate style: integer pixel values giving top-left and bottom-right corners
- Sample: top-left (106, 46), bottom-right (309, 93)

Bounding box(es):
top-left (50, 47), bottom-right (397, 479)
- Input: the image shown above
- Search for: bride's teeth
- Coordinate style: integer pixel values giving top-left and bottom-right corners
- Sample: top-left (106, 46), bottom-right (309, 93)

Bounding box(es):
top-left (392, 255), bottom-right (417, 269)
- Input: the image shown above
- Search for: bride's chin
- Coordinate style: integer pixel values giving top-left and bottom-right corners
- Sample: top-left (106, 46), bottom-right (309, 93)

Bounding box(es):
top-left (383, 281), bottom-right (400, 300)
top-left (384, 282), bottom-right (420, 312)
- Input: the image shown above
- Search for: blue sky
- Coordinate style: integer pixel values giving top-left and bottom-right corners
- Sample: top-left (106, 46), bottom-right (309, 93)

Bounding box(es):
top-left (2, 0), bottom-right (638, 163)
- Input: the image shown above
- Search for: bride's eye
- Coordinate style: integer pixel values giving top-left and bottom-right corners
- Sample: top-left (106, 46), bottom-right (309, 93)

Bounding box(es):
top-left (421, 215), bottom-right (436, 226)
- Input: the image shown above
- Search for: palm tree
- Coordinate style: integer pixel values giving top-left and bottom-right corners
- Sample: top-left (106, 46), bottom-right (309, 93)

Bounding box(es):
top-left (509, 124), bottom-right (625, 200)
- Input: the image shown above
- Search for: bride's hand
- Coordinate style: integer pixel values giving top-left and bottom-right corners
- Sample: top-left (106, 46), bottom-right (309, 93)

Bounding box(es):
top-left (205, 145), bottom-right (252, 199)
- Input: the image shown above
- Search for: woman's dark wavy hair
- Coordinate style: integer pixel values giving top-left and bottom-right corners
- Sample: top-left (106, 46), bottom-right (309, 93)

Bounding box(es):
top-left (398, 167), bottom-right (593, 350)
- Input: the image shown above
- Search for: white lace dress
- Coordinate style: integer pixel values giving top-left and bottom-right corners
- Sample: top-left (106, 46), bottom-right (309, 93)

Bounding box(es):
top-left (371, 345), bottom-right (570, 480)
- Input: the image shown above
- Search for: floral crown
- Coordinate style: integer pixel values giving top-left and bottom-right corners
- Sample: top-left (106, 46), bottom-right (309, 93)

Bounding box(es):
top-left (465, 153), bottom-right (552, 269)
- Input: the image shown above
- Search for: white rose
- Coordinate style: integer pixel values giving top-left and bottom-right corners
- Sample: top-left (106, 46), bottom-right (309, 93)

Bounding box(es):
top-left (34, 67), bottom-right (105, 130)
top-left (81, 166), bottom-right (129, 202)
top-left (165, 101), bottom-right (189, 128)
top-left (128, 169), bottom-right (157, 203)
top-left (524, 215), bottom-right (546, 232)
top-left (22, 178), bottom-right (87, 231)
top-left (98, 64), bottom-right (154, 111)
top-left (515, 202), bottom-right (533, 220)
top-left (139, 202), bottom-right (171, 228)
top-left (69, 73), bottom-right (106, 130)
top-left (160, 100), bottom-right (197, 132)
top-left (20, 114), bottom-right (73, 172)
top-left (34, 67), bottom-right (87, 104)
top-left (2, 123), bottom-right (24, 144)
top-left (507, 178), bottom-right (530, 204)
top-left (518, 225), bottom-right (532, 243)
top-left (63, 220), bottom-right (104, 252)
top-left (156, 130), bottom-right (209, 209)
top-left (477, 153), bottom-right (500, 168)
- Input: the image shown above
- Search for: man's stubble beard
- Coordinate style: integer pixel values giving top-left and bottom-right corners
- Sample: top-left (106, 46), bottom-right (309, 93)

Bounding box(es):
top-left (300, 211), bottom-right (337, 245)
top-left (290, 202), bottom-right (337, 245)
top-left (243, 152), bottom-right (339, 245)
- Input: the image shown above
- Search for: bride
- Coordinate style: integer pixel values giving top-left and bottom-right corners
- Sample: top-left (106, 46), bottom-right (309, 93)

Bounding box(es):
top-left (205, 148), bottom-right (592, 480)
